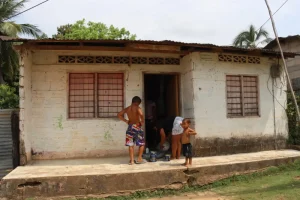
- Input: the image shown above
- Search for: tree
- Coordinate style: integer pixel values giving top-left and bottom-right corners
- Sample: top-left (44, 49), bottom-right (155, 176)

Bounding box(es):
top-left (53, 19), bottom-right (137, 40)
top-left (233, 25), bottom-right (272, 48)
top-left (0, 84), bottom-right (19, 109)
top-left (0, 0), bottom-right (43, 84)
top-left (37, 33), bottom-right (48, 39)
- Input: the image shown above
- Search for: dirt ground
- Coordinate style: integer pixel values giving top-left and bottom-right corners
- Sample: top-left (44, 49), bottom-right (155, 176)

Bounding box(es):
top-left (147, 191), bottom-right (229, 200)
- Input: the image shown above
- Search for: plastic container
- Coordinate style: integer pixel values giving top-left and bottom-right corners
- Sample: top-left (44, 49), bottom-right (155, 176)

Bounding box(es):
top-left (164, 154), bottom-right (171, 161)
top-left (150, 151), bottom-right (157, 162)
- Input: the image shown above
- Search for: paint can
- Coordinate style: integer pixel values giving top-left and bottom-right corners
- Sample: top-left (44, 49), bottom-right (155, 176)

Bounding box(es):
top-left (150, 151), bottom-right (157, 162)
top-left (164, 154), bottom-right (171, 161)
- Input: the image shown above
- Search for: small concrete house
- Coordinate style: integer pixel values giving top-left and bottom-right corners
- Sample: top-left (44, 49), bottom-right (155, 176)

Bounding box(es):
top-left (265, 35), bottom-right (300, 93)
top-left (14, 39), bottom-right (296, 165)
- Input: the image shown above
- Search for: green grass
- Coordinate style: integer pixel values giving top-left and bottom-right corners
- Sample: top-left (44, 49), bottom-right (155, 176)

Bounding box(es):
top-left (77, 160), bottom-right (300, 200)
top-left (214, 170), bottom-right (300, 200)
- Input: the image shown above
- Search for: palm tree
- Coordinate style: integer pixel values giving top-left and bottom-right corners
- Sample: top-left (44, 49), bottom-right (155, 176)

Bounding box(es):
top-left (233, 25), bottom-right (272, 48)
top-left (0, 0), bottom-right (43, 84)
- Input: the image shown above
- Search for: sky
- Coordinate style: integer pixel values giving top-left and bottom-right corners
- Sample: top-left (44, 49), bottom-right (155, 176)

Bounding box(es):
top-left (14, 0), bottom-right (300, 46)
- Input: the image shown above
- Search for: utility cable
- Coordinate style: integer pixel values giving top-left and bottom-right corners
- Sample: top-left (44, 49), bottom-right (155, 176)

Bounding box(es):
top-left (4, 0), bottom-right (50, 21)
top-left (257, 0), bottom-right (289, 31)
top-left (264, 0), bottom-right (300, 122)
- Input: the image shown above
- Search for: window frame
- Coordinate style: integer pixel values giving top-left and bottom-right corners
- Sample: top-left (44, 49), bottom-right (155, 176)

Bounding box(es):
top-left (225, 74), bottom-right (260, 118)
top-left (67, 72), bottom-right (125, 120)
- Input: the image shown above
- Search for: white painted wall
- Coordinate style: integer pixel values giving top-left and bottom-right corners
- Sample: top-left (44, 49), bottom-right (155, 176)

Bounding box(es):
top-left (180, 54), bottom-right (195, 119)
top-left (24, 50), bottom-right (287, 160)
top-left (30, 51), bottom-right (184, 159)
top-left (190, 52), bottom-right (287, 139)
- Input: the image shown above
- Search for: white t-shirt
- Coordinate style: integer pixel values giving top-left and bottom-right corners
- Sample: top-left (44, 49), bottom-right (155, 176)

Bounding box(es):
top-left (172, 116), bottom-right (184, 135)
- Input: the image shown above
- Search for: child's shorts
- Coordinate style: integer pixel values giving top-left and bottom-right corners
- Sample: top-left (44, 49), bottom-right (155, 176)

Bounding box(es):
top-left (182, 143), bottom-right (193, 158)
top-left (125, 124), bottom-right (145, 147)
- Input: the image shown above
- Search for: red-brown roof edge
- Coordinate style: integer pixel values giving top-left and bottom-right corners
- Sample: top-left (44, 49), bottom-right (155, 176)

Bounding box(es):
top-left (1, 37), bottom-right (298, 58)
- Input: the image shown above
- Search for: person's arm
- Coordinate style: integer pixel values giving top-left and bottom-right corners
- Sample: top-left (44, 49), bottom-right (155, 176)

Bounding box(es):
top-left (117, 108), bottom-right (129, 124)
top-left (160, 128), bottom-right (166, 148)
top-left (138, 107), bottom-right (144, 126)
top-left (187, 128), bottom-right (197, 135)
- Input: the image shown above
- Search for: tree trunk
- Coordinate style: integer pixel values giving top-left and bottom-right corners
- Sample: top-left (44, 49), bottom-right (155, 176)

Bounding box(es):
top-left (0, 40), bottom-right (5, 84)
top-left (0, 67), bottom-right (5, 84)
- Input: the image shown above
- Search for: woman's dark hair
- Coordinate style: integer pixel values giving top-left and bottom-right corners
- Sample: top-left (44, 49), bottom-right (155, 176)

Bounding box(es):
top-left (132, 96), bottom-right (142, 104)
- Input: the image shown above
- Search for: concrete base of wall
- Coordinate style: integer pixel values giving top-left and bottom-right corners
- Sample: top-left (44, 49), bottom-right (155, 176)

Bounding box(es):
top-left (193, 136), bottom-right (287, 157)
top-left (0, 150), bottom-right (299, 200)
top-left (31, 149), bottom-right (129, 160)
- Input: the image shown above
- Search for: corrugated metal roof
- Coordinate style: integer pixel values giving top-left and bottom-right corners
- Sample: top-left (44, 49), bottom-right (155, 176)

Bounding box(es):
top-left (1, 37), bottom-right (298, 57)
top-left (264, 35), bottom-right (300, 49)
top-left (0, 109), bottom-right (14, 179)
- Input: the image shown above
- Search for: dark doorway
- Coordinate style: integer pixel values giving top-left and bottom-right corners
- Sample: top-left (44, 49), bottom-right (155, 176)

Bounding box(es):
top-left (144, 74), bottom-right (180, 149)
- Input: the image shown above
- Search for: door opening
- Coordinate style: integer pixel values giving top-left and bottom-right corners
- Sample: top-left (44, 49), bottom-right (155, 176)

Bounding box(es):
top-left (144, 74), bottom-right (180, 149)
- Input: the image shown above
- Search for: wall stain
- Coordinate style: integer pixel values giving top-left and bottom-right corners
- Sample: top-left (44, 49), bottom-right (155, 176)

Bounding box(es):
top-left (56, 115), bottom-right (63, 130)
top-left (103, 124), bottom-right (114, 142)
top-left (104, 131), bottom-right (113, 141)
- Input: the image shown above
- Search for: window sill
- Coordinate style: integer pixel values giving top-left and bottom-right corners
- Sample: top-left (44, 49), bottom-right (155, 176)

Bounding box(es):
top-left (227, 115), bottom-right (261, 119)
top-left (67, 117), bottom-right (120, 121)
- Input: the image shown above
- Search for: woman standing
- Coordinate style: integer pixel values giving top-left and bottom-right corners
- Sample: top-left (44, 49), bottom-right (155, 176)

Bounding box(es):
top-left (155, 116), bottom-right (184, 159)
top-left (171, 116), bottom-right (184, 159)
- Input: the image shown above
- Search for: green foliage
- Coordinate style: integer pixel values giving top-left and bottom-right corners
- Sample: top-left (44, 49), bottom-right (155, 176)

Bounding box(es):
top-left (233, 24), bottom-right (272, 48)
top-left (286, 93), bottom-right (300, 145)
top-left (0, 0), bottom-right (44, 84)
top-left (0, 84), bottom-right (19, 109)
top-left (0, 41), bottom-right (19, 84)
top-left (0, 0), bottom-right (43, 37)
top-left (36, 33), bottom-right (48, 39)
top-left (52, 19), bottom-right (137, 40)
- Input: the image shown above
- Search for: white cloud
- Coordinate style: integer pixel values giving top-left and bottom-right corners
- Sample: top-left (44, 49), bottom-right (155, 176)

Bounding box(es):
top-left (14, 0), bottom-right (300, 45)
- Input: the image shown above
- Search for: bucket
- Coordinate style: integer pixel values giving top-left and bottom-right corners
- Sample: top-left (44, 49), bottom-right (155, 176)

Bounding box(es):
top-left (150, 151), bottom-right (157, 162)
top-left (164, 154), bottom-right (171, 161)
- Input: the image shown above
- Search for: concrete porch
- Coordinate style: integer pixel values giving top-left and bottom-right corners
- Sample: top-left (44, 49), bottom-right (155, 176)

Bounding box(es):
top-left (1, 150), bottom-right (300, 200)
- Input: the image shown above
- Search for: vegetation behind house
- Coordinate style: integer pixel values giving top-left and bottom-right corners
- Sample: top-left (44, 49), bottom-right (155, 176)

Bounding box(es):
top-left (286, 93), bottom-right (300, 145)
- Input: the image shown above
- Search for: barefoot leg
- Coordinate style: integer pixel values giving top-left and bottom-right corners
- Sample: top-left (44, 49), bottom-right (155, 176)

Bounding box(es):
top-left (171, 135), bottom-right (177, 159)
top-left (129, 146), bottom-right (134, 164)
top-left (189, 158), bottom-right (192, 166)
top-left (176, 134), bottom-right (182, 159)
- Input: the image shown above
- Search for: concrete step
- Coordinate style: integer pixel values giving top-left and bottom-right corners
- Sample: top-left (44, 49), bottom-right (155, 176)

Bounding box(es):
top-left (1, 150), bottom-right (300, 200)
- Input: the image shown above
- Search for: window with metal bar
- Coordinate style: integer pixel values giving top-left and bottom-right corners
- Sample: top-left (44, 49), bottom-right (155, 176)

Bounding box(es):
top-left (97, 73), bottom-right (124, 118)
top-left (226, 75), bottom-right (259, 117)
top-left (69, 73), bottom-right (124, 119)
